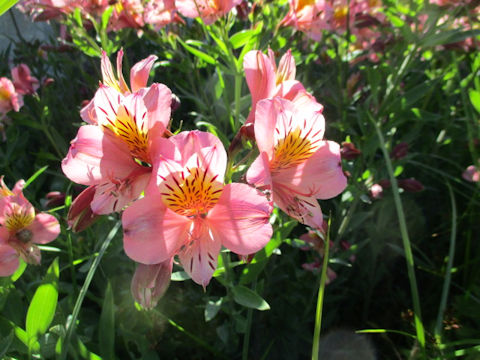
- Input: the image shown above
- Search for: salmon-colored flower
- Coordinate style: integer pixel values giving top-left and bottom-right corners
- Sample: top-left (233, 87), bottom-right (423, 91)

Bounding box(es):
top-left (11, 64), bottom-right (40, 96)
top-left (176, 0), bottom-right (242, 25)
top-left (0, 177), bottom-right (60, 276)
top-left (246, 98), bottom-right (346, 229)
top-left (0, 77), bottom-right (23, 116)
top-left (143, 0), bottom-right (180, 29)
top-left (122, 130), bottom-right (273, 287)
top-left (243, 49), bottom-right (321, 125)
top-left (131, 258), bottom-right (173, 309)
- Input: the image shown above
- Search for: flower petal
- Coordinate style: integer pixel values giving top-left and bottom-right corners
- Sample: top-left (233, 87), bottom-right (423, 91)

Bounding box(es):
top-left (140, 83), bottom-right (172, 131)
top-left (130, 55), bottom-right (157, 93)
top-left (273, 141), bottom-right (347, 199)
top-left (28, 213), bottom-right (60, 245)
top-left (61, 125), bottom-right (138, 185)
top-left (178, 221), bottom-right (221, 287)
top-left (208, 183), bottom-right (273, 255)
top-left (246, 151), bottom-right (272, 188)
top-left (122, 195), bottom-right (191, 264)
top-left (0, 243), bottom-right (19, 277)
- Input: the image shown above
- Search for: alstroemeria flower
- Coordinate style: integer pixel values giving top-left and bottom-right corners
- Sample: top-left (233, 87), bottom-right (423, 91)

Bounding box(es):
top-left (81, 50), bottom-right (158, 124)
top-left (131, 258), bottom-right (173, 309)
top-left (11, 64), bottom-right (40, 96)
top-left (143, 0), bottom-right (180, 29)
top-left (176, 0), bottom-right (242, 25)
top-left (0, 178), bottom-right (60, 276)
top-left (62, 81), bottom-right (172, 215)
top-left (0, 77), bottom-right (23, 116)
top-left (243, 49), bottom-right (321, 125)
top-left (280, 0), bottom-right (332, 41)
top-left (246, 98), bottom-right (347, 229)
top-left (122, 130), bottom-right (273, 287)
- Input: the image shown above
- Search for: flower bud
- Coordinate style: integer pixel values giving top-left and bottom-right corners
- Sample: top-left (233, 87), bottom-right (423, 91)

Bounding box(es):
top-left (398, 178), bottom-right (424, 192)
top-left (340, 142), bottom-right (361, 160)
top-left (462, 165), bottom-right (480, 182)
top-left (67, 186), bottom-right (99, 232)
top-left (391, 142), bottom-right (409, 160)
top-left (45, 191), bottom-right (66, 208)
top-left (369, 183), bottom-right (384, 199)
top-left (131, 259), bottom-right (173, 310)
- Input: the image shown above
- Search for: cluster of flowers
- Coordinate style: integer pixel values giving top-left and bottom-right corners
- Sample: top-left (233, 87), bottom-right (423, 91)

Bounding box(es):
top-left (60, 49), bottom-right (346, 307)
top-left (281, 0), bottom-right (386, 46)
top-left (17, 0), bottom-right (247, 31)
top-left (0, 177), bottom-right (60, 276)
top-left (0, 64), bottom-right (39, 139)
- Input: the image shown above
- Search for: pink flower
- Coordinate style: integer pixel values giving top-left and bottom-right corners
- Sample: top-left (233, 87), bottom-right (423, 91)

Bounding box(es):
top-left (0, 77), bottom-right (23, 116)
top-left (81, 50), bottom-right (158, 124)
top-left (246, 97), bottom-right (347, 229)
top-left (369, 183), bottom-right (383, 199)
top-left (122, 130), bottom-right (273, 287)
top-left (63, 52), bottom-right (173, 216)
top-left (0, 177), bottom-right (60, 276)
top-left (463, 165), bottom-right (480, 182)
top-left (243, 49), bottom-right (321, 126)
top-left (110, 0), bottom-right (145, 31)
top-left (131, 258), bottom-right (173, 309)
top-left (11, 64), bottom-right (40, 96)
top-left (176, 0), bottom-right (242, 25)
top-left (280, 0), bottom-right (332, 41)
top-left (143, 0), bottom-right (180, 29)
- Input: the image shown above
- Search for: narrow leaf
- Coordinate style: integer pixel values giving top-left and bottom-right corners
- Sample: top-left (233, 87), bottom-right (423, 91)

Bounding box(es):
top-left (99, 282), bottom-right (115, 360)
top-left (232, 286), bottom-right (270, 311)
top-left (0, 0), bottom-right (18, 16)
top-left (469, 89), bottom-right (480, 114)
top-left (26, 257), bottom-right (59, 348)
top-left (23, 166), bottom-right (49, 189)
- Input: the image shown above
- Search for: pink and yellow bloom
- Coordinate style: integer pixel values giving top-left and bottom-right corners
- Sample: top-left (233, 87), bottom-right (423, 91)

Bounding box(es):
top-left (246, 97), bottom-right (346, 229)
top-left (243, 49), bottom-right (321, 125)
top-left (0, 177), bottom-right (60, 276)
top-left (176, 0), bottom-right (242, 25)
top-left (122, 130), bottom-right (273, 287)
top-left (11, 64), bottom-right (40, 96)
top-left (63, 51), bottom-right (172, 216)
top-left (0, 77), bottom-right (23, 116)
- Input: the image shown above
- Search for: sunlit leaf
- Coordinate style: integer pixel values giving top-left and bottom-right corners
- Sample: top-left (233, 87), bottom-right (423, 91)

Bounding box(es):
top-left (0, 0), bottom-right (18, 16)
top-left (232, 285), bottom-right (270, 311)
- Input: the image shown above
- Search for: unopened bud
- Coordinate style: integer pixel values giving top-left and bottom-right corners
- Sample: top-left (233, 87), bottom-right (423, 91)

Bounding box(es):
top-left (391, 142), bottom-right (409, 160)
top-left (369, 183), bottom-right (384, 199)
top-left (171, 93), bottom-right (181, 113)
top-left (67, 186), bottom-right (99, 232)
top-left (131, 259), bottom-right (173, 310)
top-left (45, 191), bottom-right (66, 208)
top-left (341, 142), bottom-right (361, 160)
top-left (398, 178), bottom-right (424, 192)
top-left (462, 165), bottom-right (480, 182)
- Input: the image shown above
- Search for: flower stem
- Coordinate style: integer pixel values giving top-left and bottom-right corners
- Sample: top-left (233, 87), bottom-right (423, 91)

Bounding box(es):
top-left (311, 219), bottom-right (331, 360)
top-left (434, 182), bottom-right (457, 344)
top-left (369, 113), bottom-right (425, 350)
top-left (60, 221), bottom-right (120, 360)
top-left (242, 278), bottom-right (256, 360)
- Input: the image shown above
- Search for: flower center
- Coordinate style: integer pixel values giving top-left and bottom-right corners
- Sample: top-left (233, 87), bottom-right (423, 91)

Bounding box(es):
top-left (297, 0), bottom-right (316, 10)
top-left (4, 204), bottom-right (35, 232)
top-left (333, 5), bottom-right (349, 22)
top-left (102, 104), bottom-right (150, 164)
top-left (271, 127), bottom-right (317, 170)
top-left (160, 167), bottom-right (223, 217)
top-left (0, 88), bottom-right (11, 101)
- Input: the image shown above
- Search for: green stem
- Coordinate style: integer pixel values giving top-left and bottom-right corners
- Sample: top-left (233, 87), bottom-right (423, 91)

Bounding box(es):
top-left (312, 219), bottom-right (331, 360)
top-left (242, 278), bottom-right (256, 360)
top-left (60, 222), bottom-right (120, 360)
top-left (369, 114), bottom-right (425, 350)
top-left (67, 232), bottom-right (78, 295)
top-left (434, 182), bottom-right (457, 344)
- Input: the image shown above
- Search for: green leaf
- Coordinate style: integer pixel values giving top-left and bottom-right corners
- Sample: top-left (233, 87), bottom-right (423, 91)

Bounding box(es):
top-left (23, 166), bottom-right (49, 189)
top-left (171, 271), bottom-right (191, 281)
top-left (101, 6), bottom-right (114, 30)
top-left (26, 257), bottom-right (59, 349)
top-left (204, 298), bottom-right (223, 322)
top-left (230, 30), bottom-right (254, 49)
top-left (0, 331), bottom-right (14, 357)
top-left (469, 89), bottom-right (480, 114)
top-left (99, 282), bottom-right (115, 360)
top-left (232, 285), bottom-right (270, 311)
top-left (178, 38), bottom-right (216, 65)
top-left (0, 0), bottom-right (18, 16)
top-left (11, 258), bottom-right (27, 282)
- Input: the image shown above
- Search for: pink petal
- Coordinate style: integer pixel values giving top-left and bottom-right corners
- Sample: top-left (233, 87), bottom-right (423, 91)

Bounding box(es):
top-left (61, 125), bottom-right (138, 185)
top-left (208, 183), bottom-right (273, 255)
top-left (28, 212), bottom-right (60, 244)
top-left (115, 49), bottom-right (130, 93)
top-left (462, 165), bottom-right (480, 182)
top-left (246, 151), bottom-right (272, 188)
top-left (0, 243), bottom-right (19, 277)
top-left (91, 170), bottom-right (150, 214)
top-left (122, 195), bottom-right (191, 264)
top-left (273, 186), bottom-right (324, 229)
top-left (94, 85), bottom-right (123, 127)
top-left (273, 141), bottom-right (347, 200)
top-left (276, 49), bottom-right (296, 83)
top-left (253, 98), bottom-right (279, 159)
top-left (101, 50), bottom-right (119, 91)
top-left (243, 51), bottom-right (276, 124)
top-left (80, 99), bottom-right (97, 125)
top-left (140, 83), bottom-right (172, 131)
top-left (130, 55), bottom-right (157, 93)
top-left (178, 220), bottom-right (221, 287)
